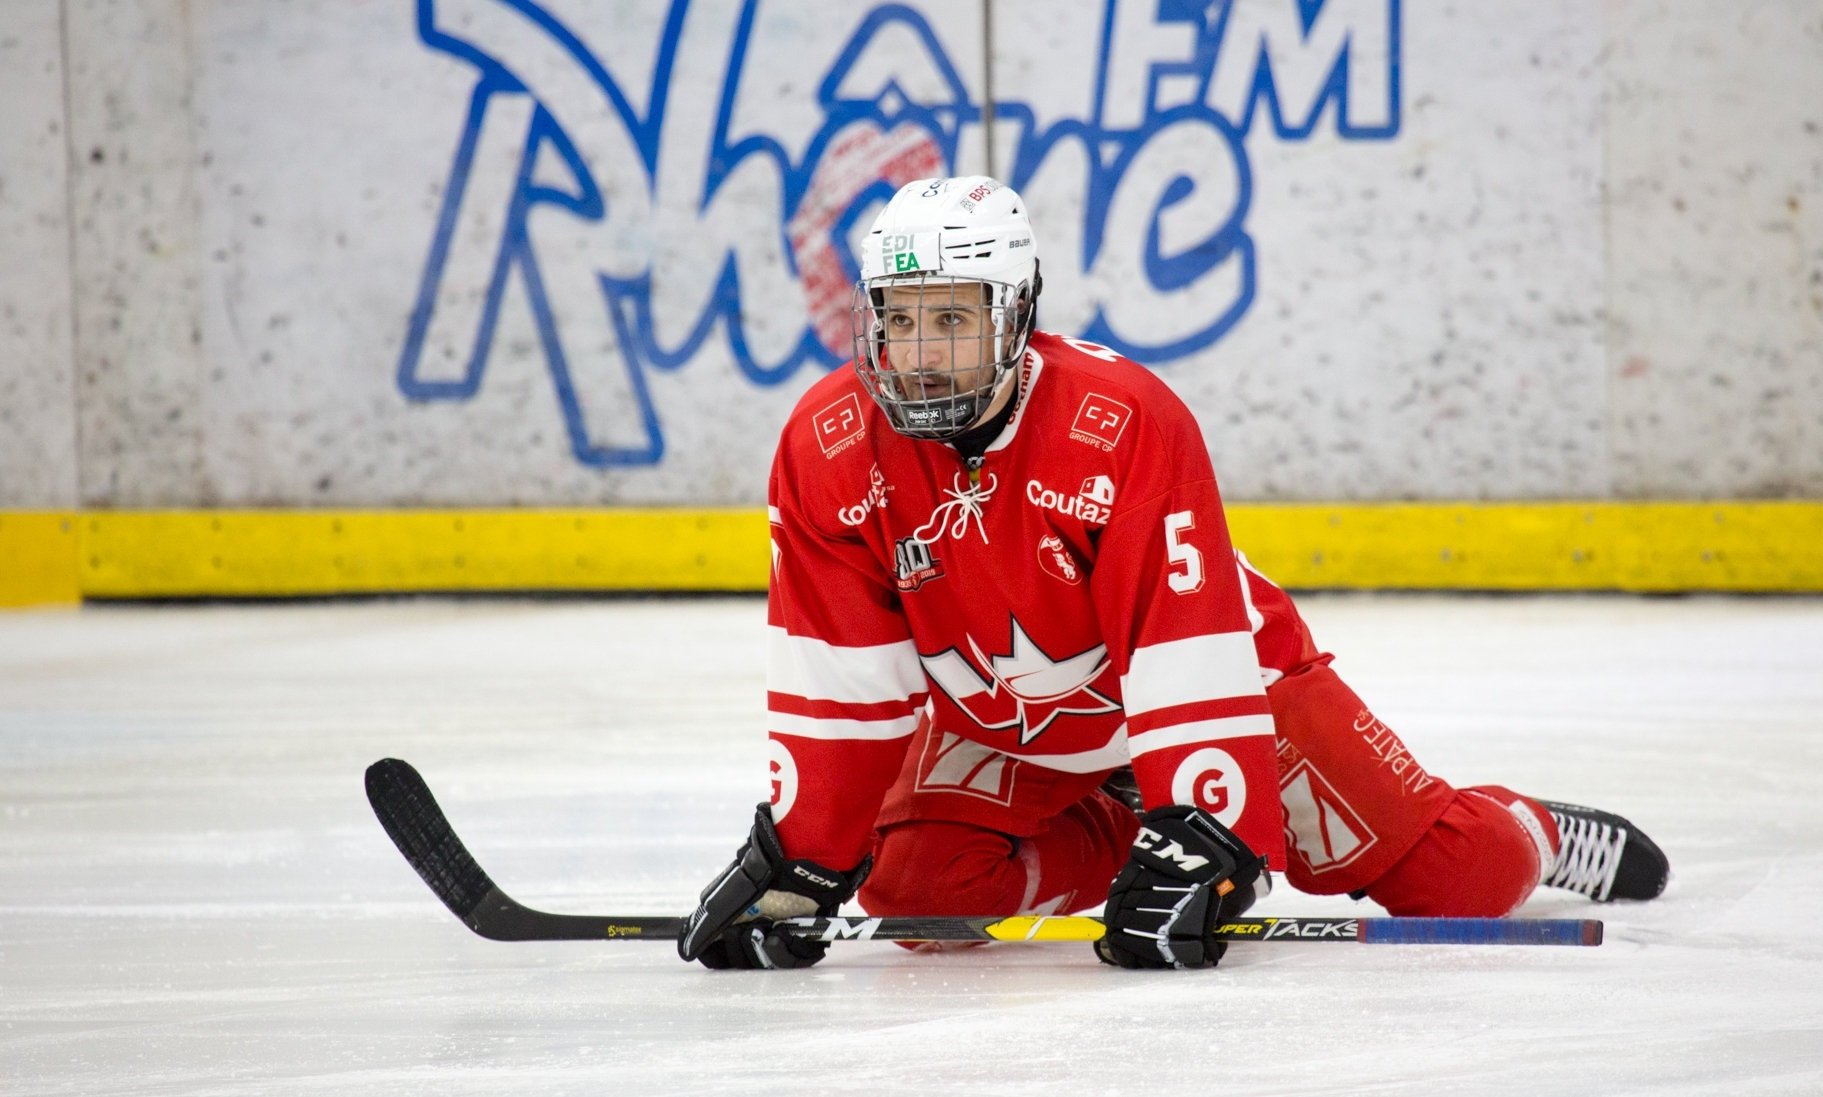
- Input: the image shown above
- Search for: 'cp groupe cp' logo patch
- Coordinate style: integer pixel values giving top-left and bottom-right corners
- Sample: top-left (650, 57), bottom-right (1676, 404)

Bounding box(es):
top-left (814, 393), bottom-right (866, 458)
top-left (1069, 394), bottom-right (1132, 452)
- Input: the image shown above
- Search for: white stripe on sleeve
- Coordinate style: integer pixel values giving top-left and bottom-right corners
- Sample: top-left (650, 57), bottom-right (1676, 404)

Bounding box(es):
top-left (1122, 632), bottom-right (1265, 716)
top-left (768, 626), bottom-right (926, 705)
top-left (1127, 713), bottom-right (1277, 758)
top-left (768, 711), bottom-right (921, 741)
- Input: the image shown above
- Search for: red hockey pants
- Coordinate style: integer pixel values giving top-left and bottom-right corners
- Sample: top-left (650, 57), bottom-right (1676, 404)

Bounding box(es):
top-left (858, 664), bottom-right (1559, 919)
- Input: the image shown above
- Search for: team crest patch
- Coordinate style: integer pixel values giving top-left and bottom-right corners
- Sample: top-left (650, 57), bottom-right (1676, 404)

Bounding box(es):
top-left (1036, 534), bottom-right (1082, 585)
top-left (813, 393), bottom-right (866, 458)
top-left (1069, 394), bottom-right (1132, 451)
top-left (1280, 758), bottom-right (1379, 875)
top-left (913, 732), bottom-right (1019, 806)
top-left (893, 536), bottom-right (944, 591)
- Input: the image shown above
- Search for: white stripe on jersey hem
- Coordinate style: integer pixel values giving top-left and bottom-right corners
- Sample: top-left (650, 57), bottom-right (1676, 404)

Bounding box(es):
top-left (767, 505), bottom-right (782, 524)
top-left (1122, 632), bottom-right (1265, 716)
top-left (768, 626), bottom-right (925, 705)
top-left (1127, 713), bottom-right (1277, 758)
top-left (769, 712), bottom-right (920, 741)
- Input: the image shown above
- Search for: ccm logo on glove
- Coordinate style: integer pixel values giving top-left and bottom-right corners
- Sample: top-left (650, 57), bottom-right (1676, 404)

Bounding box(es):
top-left (791, 865), bottom-right (841, 889)
top-left (1133, 826), bottom-right (1211, 872)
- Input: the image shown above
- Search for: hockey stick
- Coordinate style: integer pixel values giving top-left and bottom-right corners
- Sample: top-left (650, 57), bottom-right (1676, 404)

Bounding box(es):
top-left (366, 757), bottom-right (1604, 948)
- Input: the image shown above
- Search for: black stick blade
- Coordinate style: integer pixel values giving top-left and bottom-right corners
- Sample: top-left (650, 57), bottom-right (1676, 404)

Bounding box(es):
top-left (365, 757), bottom-right (500, 928)
top-left (367, 758), bottom-right (682, 942)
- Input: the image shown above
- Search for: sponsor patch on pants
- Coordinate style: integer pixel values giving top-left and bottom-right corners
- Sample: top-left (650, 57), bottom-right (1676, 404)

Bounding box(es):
top-left (1281, 759), bottom-right (1379, 874)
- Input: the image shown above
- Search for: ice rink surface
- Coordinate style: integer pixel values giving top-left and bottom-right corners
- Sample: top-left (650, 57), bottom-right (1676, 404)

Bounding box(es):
top-left (3, 592), bottom-right (1822, 1096)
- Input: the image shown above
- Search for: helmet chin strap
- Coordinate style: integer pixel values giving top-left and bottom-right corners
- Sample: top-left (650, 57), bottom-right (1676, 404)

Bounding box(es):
top-left (976, 361), bottom-right (1021, 425)
top-left (946, 356), bottom-right (1025, 464)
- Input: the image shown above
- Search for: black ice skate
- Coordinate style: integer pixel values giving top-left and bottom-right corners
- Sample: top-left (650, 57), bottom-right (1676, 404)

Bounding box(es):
top-left (1537, 800), bottom-right (1670, 902)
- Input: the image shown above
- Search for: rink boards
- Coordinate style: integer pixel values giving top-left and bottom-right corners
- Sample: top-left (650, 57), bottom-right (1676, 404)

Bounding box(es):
top-left (6, 501), bottom-right (1823, 606)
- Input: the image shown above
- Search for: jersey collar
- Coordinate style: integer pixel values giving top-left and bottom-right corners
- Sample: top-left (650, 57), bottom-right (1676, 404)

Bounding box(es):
top-left (982, 345), bottom-right (1046, 456)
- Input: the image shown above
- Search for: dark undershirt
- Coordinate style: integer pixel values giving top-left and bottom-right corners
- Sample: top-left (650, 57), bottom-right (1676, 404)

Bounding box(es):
top-left (948, 387), bottom-right (1019, 467)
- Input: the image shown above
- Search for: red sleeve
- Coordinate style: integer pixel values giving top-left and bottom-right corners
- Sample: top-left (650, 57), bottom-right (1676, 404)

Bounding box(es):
top-left (1091, 406), bottom-right (1286, 869)
top-left (765, 438), bottom-right (925, 870)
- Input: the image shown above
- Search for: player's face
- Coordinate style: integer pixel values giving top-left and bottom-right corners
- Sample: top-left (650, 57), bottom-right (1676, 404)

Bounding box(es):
top-left (878, 283), bottom-right (995, 400)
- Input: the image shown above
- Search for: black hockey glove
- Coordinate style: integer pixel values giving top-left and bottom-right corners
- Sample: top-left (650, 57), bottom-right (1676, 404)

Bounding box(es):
top-left (1097, 805), bottom-right (1271, 970)
top-left (677, 803), bottom-right (870, 970)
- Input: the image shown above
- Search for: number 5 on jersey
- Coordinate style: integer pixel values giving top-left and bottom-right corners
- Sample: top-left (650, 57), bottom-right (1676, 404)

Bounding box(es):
top-left (1164, 511), bottom-right (1205, 595)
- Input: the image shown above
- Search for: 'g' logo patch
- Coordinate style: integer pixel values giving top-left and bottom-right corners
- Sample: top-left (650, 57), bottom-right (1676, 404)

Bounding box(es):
top-left (768, 739), bottom-right (800, 821)
top-left (1171, 747), bottom-right (1245, 829)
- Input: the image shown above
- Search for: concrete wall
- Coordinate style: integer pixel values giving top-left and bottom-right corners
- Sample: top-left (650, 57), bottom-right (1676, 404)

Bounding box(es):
top-left (2, 0), bottom-right (1819, 508)
top-left (0, 2), bottom-right (79, 508)
top-left (1605, 1), bottom-right (1823, 498)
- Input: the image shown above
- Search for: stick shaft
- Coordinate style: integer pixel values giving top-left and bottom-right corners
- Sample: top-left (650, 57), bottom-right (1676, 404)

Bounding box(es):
top-left (366, 758), bottom-right (1602, 947)
top-left (415, 912), bottom-right (1600, 946)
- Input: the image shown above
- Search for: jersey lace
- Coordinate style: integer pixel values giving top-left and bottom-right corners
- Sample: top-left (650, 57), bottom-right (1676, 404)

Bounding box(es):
top-left (912, 472), bottom-right (998, 545)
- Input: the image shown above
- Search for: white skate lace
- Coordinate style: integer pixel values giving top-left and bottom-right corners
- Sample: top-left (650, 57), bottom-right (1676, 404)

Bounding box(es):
top-left (1544, 811), bottom-right (1626, 901)
top-left (912, 472), bottom-right (997, 545)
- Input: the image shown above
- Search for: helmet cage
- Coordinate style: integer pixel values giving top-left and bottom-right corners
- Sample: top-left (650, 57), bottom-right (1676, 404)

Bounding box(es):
top-left (851, 272), bottom-right (1034, 441)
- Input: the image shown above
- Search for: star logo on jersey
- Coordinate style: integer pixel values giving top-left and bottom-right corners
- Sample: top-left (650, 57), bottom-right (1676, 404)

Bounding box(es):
top-left (919, 618), bottom-right (1118, 744)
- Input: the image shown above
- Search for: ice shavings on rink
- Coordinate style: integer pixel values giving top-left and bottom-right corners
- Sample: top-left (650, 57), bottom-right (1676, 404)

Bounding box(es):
top-left (2, 594), bottom-right (1822, 1096)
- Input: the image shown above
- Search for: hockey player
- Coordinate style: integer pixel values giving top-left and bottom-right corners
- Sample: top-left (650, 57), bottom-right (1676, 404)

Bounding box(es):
top-left (679, 176), bottom-right (1669, 970)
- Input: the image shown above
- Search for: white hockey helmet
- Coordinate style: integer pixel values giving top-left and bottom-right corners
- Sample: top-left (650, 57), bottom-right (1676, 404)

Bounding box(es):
top-left (851, 176), bottom-right (1042, 440)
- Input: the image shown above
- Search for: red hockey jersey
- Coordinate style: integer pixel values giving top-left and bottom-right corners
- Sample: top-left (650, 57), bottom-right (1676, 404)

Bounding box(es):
top-left (765, 331), bottom-right (1283, 873)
